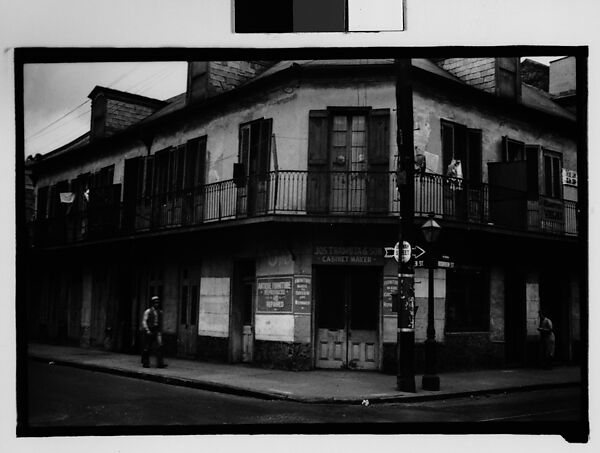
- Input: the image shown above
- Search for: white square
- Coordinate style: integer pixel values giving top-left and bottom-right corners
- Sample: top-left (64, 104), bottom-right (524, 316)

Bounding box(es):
top-left (348, 0), bottom-right (404, 31)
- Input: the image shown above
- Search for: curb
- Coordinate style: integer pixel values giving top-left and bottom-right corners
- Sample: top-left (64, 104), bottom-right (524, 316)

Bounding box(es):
top-left (28, 355), bottom-right (581, 405)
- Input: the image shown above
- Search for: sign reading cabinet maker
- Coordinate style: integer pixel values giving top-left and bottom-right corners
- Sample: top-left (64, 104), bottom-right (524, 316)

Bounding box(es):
top-left (313, 246), bottom-right (384, 266)
top-left (256, 276), bottom-right (293, 313)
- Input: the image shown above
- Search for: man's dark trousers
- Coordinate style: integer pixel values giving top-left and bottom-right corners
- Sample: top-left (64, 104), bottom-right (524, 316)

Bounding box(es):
top-left (141, 331), bottom-right (164, 367)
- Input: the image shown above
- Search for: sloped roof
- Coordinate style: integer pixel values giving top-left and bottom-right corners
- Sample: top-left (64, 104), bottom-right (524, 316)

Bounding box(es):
top-left (34, 59), bottom-right (576, 163)
top-left (142, 58), bottom-right (573, 125)
top-left (521, 82), bottom-right (575, 121)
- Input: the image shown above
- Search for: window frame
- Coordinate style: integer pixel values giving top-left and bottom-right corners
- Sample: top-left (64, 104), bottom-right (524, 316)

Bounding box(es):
top-left (542, 148), bottom-right (563, 199)
top-left (440, 119), bottom-right (482, 182)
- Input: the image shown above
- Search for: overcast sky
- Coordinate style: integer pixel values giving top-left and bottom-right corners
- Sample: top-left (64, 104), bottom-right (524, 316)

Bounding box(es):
top-left (24, 62), bottom-right (187, 157)
top-left (23, 56), bottom-right (563, 158)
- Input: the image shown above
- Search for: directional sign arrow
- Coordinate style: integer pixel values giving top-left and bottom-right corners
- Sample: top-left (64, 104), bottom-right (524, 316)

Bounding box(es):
top-left (412, 245), bottom-right (426, 260)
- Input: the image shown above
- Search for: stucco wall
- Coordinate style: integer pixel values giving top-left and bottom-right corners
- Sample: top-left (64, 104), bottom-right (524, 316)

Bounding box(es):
top-left (489, 265), bottom-right (505, 342)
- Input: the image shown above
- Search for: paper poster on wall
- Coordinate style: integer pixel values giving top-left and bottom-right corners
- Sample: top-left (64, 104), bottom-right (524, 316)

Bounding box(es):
top-left (256, 276), bottom-right (294, 313)
top-left (294, 275), bottom-right (312, 314)
top-left (383, 277), bottom-right (398, 316)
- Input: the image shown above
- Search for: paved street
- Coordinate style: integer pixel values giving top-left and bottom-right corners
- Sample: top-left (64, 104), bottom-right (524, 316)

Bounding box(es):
top-left (26, 360), bottom-right (582, 428)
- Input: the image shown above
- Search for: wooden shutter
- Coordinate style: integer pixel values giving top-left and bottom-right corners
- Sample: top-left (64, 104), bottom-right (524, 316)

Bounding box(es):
top-left (307, 110), bottom-right (329, 213)
top-left (123, 157), bottom-right (142, 231)
top-left (467, 129), bottom-right (482, 184)
top-left (185, 136), bottom-right (207, 188)
top-left (173, 145), bottom-right (185, 191)
top-left (37, 186), bottom-right (49, 219)
top-left (144, 155), bottom-right (155, 197)
top-left (441, 121), bottom-right (454, 172)
top-left (367, 109), bottom-right (390, 212)
top-left (258, 118), bottom-right (272, 176)
top-left (454, 124), bottom-right (467, 167)
top-left (525, 145), bottom-right (541, 200)
top-left (154, 149), bottom-right (170, 195)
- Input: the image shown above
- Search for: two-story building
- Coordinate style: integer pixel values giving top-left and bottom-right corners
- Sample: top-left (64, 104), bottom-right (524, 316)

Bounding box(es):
top-left (24, 57), bottom-right (582, 372)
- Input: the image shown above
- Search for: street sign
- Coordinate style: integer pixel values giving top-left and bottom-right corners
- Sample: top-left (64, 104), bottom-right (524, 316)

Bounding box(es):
top-left (401, 241), bottom-right (411, 263)
top-left (412, 245), bottom-right (426, 260)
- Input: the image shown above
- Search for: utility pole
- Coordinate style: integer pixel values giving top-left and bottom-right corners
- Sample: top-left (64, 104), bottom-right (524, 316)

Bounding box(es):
top-left (395, 58), bottom-right (416, 392)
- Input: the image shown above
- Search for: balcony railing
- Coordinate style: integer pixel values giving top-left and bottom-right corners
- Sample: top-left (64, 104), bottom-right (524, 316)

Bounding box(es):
top-left (29, 171), bottom-right (578, 247)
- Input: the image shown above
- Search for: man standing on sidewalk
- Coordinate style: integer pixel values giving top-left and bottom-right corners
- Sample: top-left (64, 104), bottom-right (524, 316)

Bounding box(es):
top-left (141, 296), bottom-right (167, 368)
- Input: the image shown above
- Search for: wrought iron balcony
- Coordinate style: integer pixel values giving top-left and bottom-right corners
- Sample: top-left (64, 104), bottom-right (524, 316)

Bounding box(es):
top-left (28, 171), bottom-right (578, 247)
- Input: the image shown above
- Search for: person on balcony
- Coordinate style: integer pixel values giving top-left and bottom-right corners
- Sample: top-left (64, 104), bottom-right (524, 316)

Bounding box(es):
top-left (141, 296), bottom-right (167, 368)
top-left (446, 159), bottom-right (463, 190)
top-left (537, 310), bottom-right (555, 370)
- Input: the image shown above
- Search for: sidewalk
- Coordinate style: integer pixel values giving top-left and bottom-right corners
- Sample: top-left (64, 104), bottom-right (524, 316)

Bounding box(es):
top-left (27, 343), bottom-right (582, 404)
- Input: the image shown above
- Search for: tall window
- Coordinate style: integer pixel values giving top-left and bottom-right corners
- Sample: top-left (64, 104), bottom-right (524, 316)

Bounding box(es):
top-left (502, 137), bottom-right (526, 162)
top-left (239, 118), bottom-right (272, 178)
top-left (441, 120), bottom-right (482, 183)
top-left (445, 266), bottom-right (489, 332)
top-left (331, 114), bottom-right (367, 172)
top-left (543, 150), bottom-right (562, 198)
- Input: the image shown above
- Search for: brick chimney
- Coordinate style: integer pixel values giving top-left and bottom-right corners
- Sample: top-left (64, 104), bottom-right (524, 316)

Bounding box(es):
top-left (88, 86), bottom-right (166, 141)
top-left (186, 61), bottom-right (276, 105)
top-left (434, 57), bottom-right (522, 100)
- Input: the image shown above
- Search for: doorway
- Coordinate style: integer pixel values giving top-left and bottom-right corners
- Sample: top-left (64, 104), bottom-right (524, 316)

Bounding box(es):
top-left (505, 269), bottom-right (526, 366)
top-left (540, 269), bottom-right (569, 362)
top-left (315, 266), bottom-right (380, 370)
top-left (230, 261), bottom-right (255, 363)
top-left (177, 265), bottom-right (200, 358)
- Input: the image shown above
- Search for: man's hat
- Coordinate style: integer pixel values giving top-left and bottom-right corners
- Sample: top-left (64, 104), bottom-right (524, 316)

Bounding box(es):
top-left (151, 296), bottom-right (160, 302)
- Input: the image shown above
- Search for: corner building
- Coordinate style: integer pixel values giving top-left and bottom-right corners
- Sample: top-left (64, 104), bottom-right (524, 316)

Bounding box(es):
top-left (25, 58), bottom-right (583, 372)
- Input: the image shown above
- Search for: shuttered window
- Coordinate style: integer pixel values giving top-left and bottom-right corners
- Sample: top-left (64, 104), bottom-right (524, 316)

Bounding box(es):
top-left (446, 266), bottom-right (489, 332)
top-left (307, 108), bottom-right (390, 213)
top-left (37, 186), bottom-right (49, 219)
top-left (543, 150), bottom-right (562, 198)
top-left (238, 118), bottom-right (272, 178)
top-left (441, 120), bottom-right (482, 182)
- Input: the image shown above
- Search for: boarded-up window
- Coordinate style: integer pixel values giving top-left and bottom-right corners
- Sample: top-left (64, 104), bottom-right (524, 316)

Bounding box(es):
top-left (446, 266), bottom-right (489, 332)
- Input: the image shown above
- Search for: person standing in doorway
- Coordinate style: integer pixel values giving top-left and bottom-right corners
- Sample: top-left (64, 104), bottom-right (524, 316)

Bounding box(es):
top-left (141, 296), bottom-right (167, 368)
top-left (537, 310), bottom-right (555, 369)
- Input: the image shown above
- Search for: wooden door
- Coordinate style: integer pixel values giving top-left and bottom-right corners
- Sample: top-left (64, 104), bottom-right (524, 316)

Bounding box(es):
top-left (316, 267), bottom-right (380, 369)
top-left (230, 261), bottom-right (255, 363)
top-left (347, 268), bottom-right (379, 370)
top-left (316, 267), bottom-right (347, 368)
top-left (505, 269), bottom-right (526, 366)
top-left (177, 266), bottom-right (199, 358)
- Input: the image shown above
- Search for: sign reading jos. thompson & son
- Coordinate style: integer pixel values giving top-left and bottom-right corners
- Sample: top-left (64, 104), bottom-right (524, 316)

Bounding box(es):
top-left (313, 246), bottom-right (384, 266)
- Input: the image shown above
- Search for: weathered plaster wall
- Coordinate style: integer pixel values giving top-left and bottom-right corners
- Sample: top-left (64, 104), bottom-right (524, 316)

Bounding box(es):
top-left (414, 268), bottom-right (446, 342)
top-left (161, 261), bottom-right (179, 334)
top-left (489, 265), bottom-right (505, 342)
top-left (525, 271), bottom-right (541, 337)
top-left (255, 246), bottom-right (295, 342)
